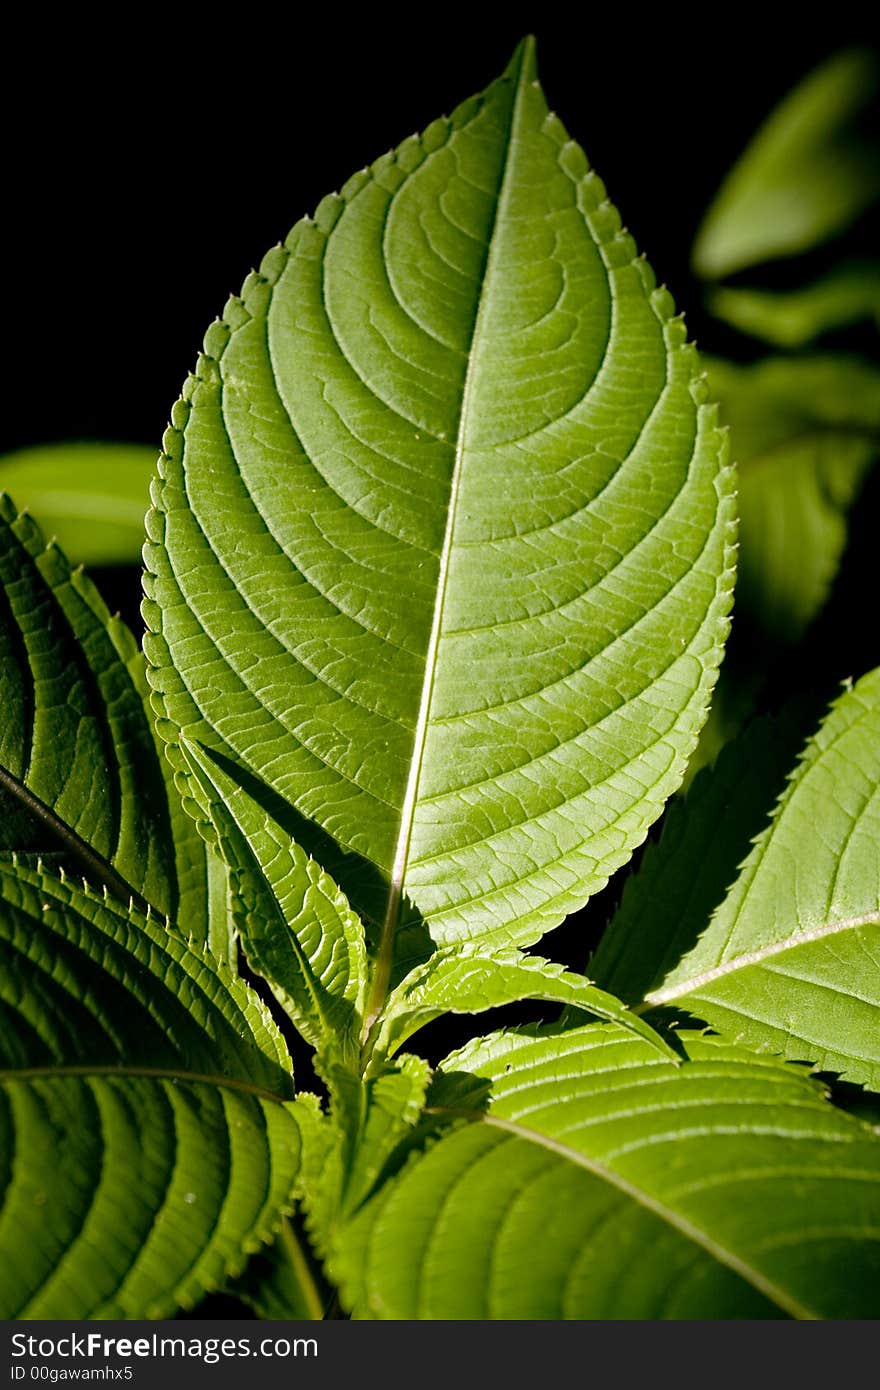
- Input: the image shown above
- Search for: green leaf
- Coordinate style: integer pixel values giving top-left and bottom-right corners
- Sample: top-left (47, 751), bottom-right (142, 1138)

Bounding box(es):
top-left (0, 442), bottom-right (156, 566)
top-left (334, 1024), bottom-right (880, 1319)
top-left (179, 737), bottom-right (368, 1060)
top-left (285, 1063), bottom-right (431, 1269)
top-left (329, 1054), bottom-right (431, 1218)
top-left (707, 354), bottom-right (880, 462)
top-left (737, 435), bottom-right (874, 645)
top-left (592, 707), bottom-right (818, 1005)
top-left (181, 727), bottom-right (672, 1069)
top-left (372, 945), bottom-right (678, 1063)
top-left (286, 1094), bottom-right (341, 1264)
top-left (1, 1076), bottom-right (298, 1319)
top-left (143, 38), bottom-right (735, 1027)
top-left (694, 49), bottom-right (880, 279)
top-left (642, 669), bottom-right (880, 1092)
top-left (707, 355), bottom-right (880, 644)
top-left (0, 859), bottom-right (298, 1317)
top-left (0, 495), bottom-right (225, 952)
top-left (707, 262), bottom-right (880, 348)
top-left (0, 859), bottom-right (291, 1087)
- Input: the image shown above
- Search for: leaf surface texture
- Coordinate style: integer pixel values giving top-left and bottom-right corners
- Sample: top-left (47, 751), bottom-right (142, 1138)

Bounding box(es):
top-left (642, 670), bottom-right (880, 1090)
top-left (336, 1025), bottom-right (880, 1318)
top-left (0, 496), bottom-right (222, 951)
top-left (0, 860), bottom-right (297, 1317)
top-left (144, 40), bottom-right (734, 1003)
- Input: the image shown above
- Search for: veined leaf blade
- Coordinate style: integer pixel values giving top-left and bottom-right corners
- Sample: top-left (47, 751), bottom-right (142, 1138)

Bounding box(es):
top-left (0, 1076), bottom-right (299, 1319)
top-left (373, 947), bottom-right (677, 1062)
top-left (144, 40), bottom-right (734, 996)
top-left (334, 1025), bottom-right (880, 1319)
top-left (0, 495), bottom-right (221, 951)
top-left (180, 737), bottom-right (367, 1057)
top-left (643, 669), bottom-right (880, 1090)
top-left (0, 859), bottom-right (291, 1088)
top-left (0, 860), bottom-right (298, 1318)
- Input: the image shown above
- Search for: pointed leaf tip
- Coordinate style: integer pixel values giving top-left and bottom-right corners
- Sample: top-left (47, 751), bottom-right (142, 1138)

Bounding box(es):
top-left (505, 34), bottom-right (538, 83)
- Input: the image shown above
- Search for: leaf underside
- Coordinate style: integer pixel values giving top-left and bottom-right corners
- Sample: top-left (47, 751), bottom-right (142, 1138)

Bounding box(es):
top-left (639, 670), bottom-right (880, 1091)
top-left (143, 39), bottom-right (735, 1014)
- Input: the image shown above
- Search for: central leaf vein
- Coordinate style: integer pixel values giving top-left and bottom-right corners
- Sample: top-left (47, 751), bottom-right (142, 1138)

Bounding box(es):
top-left (363, 44), bottom-right (533, 1030)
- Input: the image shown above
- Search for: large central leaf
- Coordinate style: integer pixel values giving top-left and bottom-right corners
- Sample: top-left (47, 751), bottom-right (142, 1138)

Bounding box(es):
top-left (144, 40), bottom-right (734, 1005)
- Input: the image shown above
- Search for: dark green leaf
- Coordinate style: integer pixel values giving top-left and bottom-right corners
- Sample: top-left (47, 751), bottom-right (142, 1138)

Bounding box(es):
top-left (335, 1025), bottom-right (880, 1318)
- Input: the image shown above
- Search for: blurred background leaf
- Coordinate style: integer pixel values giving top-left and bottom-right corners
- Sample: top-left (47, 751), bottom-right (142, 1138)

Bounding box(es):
top-left (686, 50), bottom-right (880, 783)
top-left (693, 49), bottom-right (880, 279)
top-left (707, 355), bottom-right (879, 645)
top-left (0, 442), bottom-right (156, 567)
top-left (707, 261), bottom-right (880, 348)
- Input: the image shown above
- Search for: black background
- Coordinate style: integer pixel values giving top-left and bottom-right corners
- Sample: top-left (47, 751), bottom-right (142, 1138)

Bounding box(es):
top-left (5, 8), bottom-right (877, 462)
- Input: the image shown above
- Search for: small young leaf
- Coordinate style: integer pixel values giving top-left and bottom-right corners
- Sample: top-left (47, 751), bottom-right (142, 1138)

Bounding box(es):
top-left (372, 946), bottom-right (678, 1063)
top-left (643, 668), bottom-right (880, 1092)
top-left (180, 737), bottom-right (368, 1060)
top-left (329, 1054), bottom-right (432, 1218)
top-left (694, 50), bottom-right (880, 279)
top-left (334, 1024), bottom-right (880, 1319)
top-left (285, 1064), bottom-right (431, 1270)
top-left (0, 442), bottom-right (156, 566)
